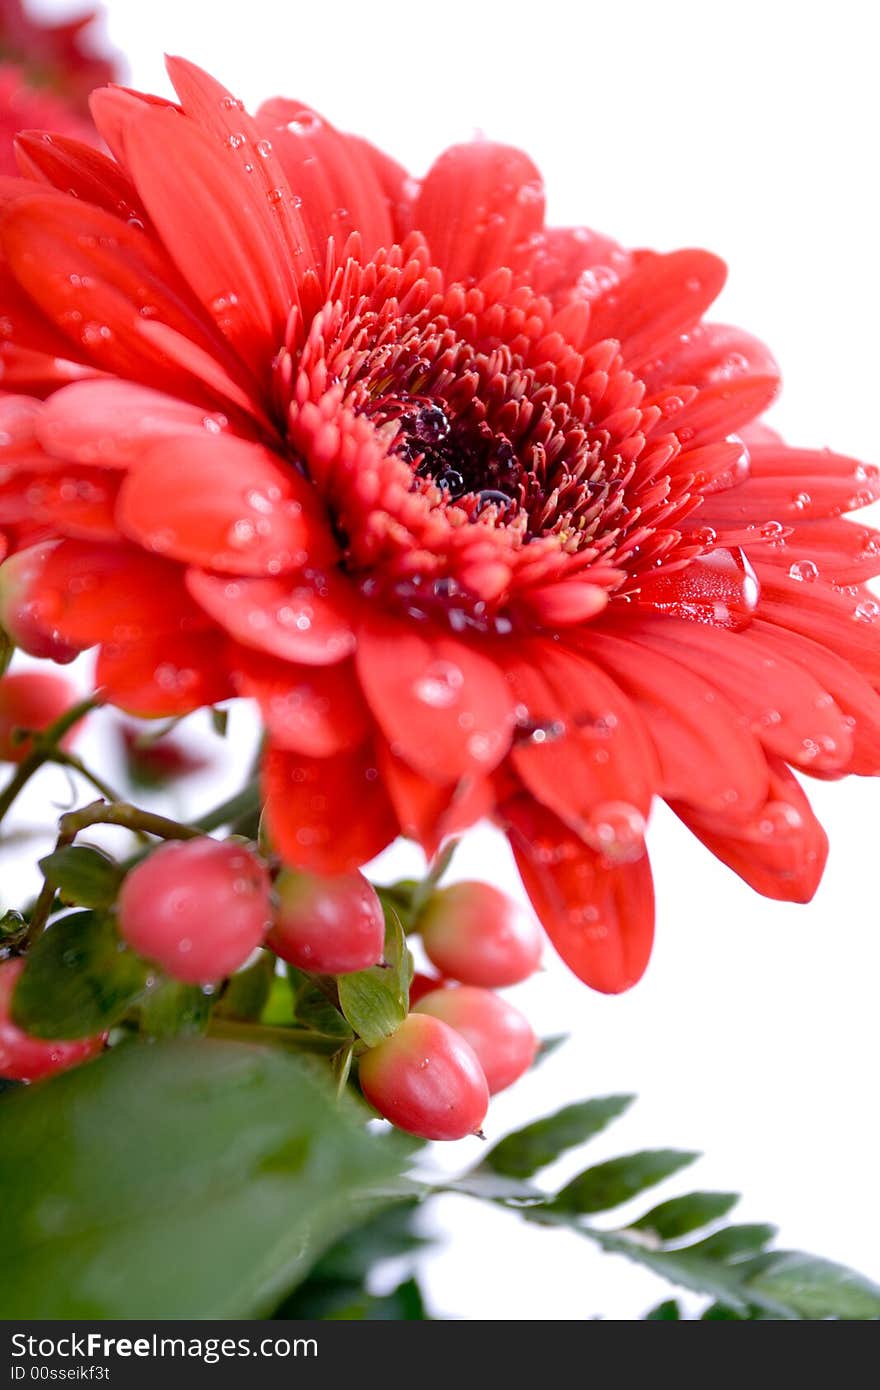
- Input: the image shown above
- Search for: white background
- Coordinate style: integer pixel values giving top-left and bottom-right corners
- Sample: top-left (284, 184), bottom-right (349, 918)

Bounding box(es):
top-left (12, 0), bottom-right (880, 1318)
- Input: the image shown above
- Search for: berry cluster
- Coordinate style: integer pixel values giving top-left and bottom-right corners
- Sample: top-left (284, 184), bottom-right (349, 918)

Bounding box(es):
top-left (0, 669), bottom-right (542, 1139)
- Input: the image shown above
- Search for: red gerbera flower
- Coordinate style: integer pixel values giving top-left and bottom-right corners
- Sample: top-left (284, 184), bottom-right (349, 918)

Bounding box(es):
top-left (0, 0), bottom-right (119, 175)
top-left (1, 58), bottom-right (879, 993)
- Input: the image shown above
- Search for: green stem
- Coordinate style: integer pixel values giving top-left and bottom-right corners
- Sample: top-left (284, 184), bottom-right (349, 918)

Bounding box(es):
top-left (51, 751), bottom-right (129, 810)
top-left (0, 694), bottom-right (104, 828)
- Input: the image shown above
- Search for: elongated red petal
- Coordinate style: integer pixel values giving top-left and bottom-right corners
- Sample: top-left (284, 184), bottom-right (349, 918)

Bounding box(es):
top-left (96, 627), bottom-right (232, 716)
top-left (505, 640), bottom-right (657, 847)
top-left (28, 539), bottom-right (210, 646)
top-left (356, 612), bottom-right (516, 783)
top-left (256, 98), bottom-right (394, 261)
top-left (750, 565), bottom-right (880, 686)
top-left (582, 626), bottom-right (769, 817)
top-left (703, 447), bottom-right (880, 522)
top-left (503, 794), bottom-right (654, 994)
top-left (0, 465), bottom-right (120, 540)
top-left (185, 568), bottom-right (355, 665)
top-left (37, 379), bottom-right (243, 467)
top-left (673, 759), bottom-right (828, 903)
top-left (117, 434), bottom-right (332, 576)
top-left (585, 249), bottom-right (727, 367)
top-left (14, 131), bottom-right (149, 225)
top-left (415, 143), bottom-right (545, 282)
top-left (231, 648), bottom-right (369, 756)
top-left (262, 741), bottom-right (398, 873)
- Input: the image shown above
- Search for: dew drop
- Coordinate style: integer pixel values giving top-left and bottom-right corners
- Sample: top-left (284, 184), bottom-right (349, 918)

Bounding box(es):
top-left (412, 660), bottom-right (464, 708)
top-left (788, 560), bottom-right (819, 582)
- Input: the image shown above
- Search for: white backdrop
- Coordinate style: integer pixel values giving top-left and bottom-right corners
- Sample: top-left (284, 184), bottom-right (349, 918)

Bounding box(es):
top-left (13, 0), bottom-right (880, 1318)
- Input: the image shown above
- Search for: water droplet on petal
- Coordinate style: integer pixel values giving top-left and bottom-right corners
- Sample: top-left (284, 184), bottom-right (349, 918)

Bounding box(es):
top-left (789, 560), bottom-right (819, 582)
top-left (412, 660), bottom-right (465, 708)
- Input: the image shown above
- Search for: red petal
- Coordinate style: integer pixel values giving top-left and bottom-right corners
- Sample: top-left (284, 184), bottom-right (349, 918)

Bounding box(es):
top-left (0, 465), bottom-right (120, 540)
top-left (231, 648), bottom-right (369, 756)
top-left (635, 547), bottom-right (760, 631)
top-left (28, 538), bottom-right (210, 646)
top-left (14, 131), bottom-right (149, 225)
top-left (516, 579), bottom-right (609, 626)
top-left (356, 613), bottom-right (516, 783)
top-left (256, 99), bottom-right (394, 261)
top-left (673, 759), bottom-right (827, 903)
top-left (1, 193), bottom-right (238, 398)
top-left (117, 433), bottom-right (332, 576)
top-left (503, 794), bottom-right (654, 994)
top-left (666, 373), bottom-right (779, 445)
top-left (640, 322), bottom-right (779, 395)
top-left (506, 641), bottom-right (658, 842)
top-left (38, 379), bottom-right (243, 467)
top-left (582, 625), bottom-right (768, 817)
top-left (617, 612), bottom-right (854, 774)
top-left (750, 565), bottom-right (880, 687)
top-left (376, 738), bottom-right (494, 856)
top-left (585, 249), bottom-right (727, 368)
top-left (185, 568), bottom-right (356, 665)
top-left (748, 618), bottom-right (880, 775)
top-left (702, 447), bottom-right (880, 522)
top-left (89, 84), bottom-right (179, 167)
top-left (414, 142), bottom-right (545, 282)
top-left (96, 627), bottom-right (232, 716)
top-left (262, 741), bottom-right (398, 873)
top-left (525, 225), bottom-right (630, 303)
top-left (750, 517), bottom-right (880, 586)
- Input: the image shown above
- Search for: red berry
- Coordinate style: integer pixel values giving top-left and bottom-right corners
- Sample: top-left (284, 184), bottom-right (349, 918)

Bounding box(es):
top-left (268, 868), bottom-right (384, 974)
top-left (418, 881), bottom-right (542, 987)
top-left (0, 670), bottom-right (80, 763)
top-left (0, 543), bottom-right (81, 663)
top-left (416, 986), bottom-right (537, 1094)
top-left (118, 837), bottom-right (271, 984)
top-left (0, 958), bottom-right (105, 1082)
top-left (358, 1012), bottom-right (489, 1141)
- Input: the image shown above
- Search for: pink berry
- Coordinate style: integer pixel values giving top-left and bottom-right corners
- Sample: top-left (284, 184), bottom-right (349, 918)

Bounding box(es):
top-left (0, 543), bottom-right (81, 663)
top-left (118, 837), bottom-right (271, 984)
top-left (0, 670), bottom-right (80, 763)
top-left (0, 958), bottom-right (104, 1082)
top-left (359, 1012), bottom-right (489, 1141)
top-left (268, 868), bottom-right (384, 974)
top-left (418, 881), bottom-right (543, 987)
top-left (416, 985), bottom-right (537, 1094)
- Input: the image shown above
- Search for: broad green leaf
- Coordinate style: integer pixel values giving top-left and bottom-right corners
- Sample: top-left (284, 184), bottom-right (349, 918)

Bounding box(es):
top-left (483, 1095), bottom-right (635, 1179)
top-left (645, 1299), bottom-right (682, 1319)
top-left (39, 845), bottom-right (121, 910)
top-left (0, 1038), bottom-right (411, 1319)
top-left (139, 978), bottom-right (212, 1038)
top-left (262, 969), bottom-right (294, 1024)
top-left (214, 951), bottom-right (275, 1022)
top-left (288, 967), bottom-right (353, 1040)
top-left (552, 1149), bottom-right (699, 1214)
top-left (742, 1251), bottom-right (880, 1320)
top-left (337, 907), bottom-right (413, 1047)
top-left (682, 1223), bottom-right (777, 1262)
top-left (12, 910), bottom-right (147, 1039)
top-left (630, 1191), bottom-right (740, 1241)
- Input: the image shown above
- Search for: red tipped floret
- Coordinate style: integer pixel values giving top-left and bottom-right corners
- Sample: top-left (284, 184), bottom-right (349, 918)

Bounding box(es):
top-left (0, 544), bottom-right (82, 663)
top-left (0, 958), bottom-right (105, 1081)
top-left (117, 837), bottom-right (271, 984)
top-left (268, 867), bottom-right (385, 974)
top-left (0, 669), bottom-right (80, 763)
top-left (358, 1012), bottom-right (489, 1141)
top-left (415, 985), bottom-right (537, 1094)
top-left (417, 881), bottom-right (543, 987)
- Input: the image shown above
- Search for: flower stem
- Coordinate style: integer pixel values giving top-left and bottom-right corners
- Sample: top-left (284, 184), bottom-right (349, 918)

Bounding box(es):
top-left (193, 781), bottom-right (262, 835)
top-left (206, 1018), bottom-right (343, 1054)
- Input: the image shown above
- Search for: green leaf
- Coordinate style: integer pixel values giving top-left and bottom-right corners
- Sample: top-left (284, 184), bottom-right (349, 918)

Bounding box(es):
top-left (741, 1251), bottom-right (880, 1320)
top-left (214, 951), bottom-right (275, 1022)
top-left (288, 967), bottom-right (353, 1040)
top-left (682, 1223), bottom-right (777, 1262)
top-left (483, 1095), bottom-right (635, 1179)
top-left (0, 1038), bottom-right (411, 1319)
top-left (552, 1149), bottom-right (700, 1214)
top-left (262, 969), bottom-right (294, 1024)
top-left (0, 627), bottom-right (12, 678)
top-left (630, 1191), bottom-right (740, 1241)
top-left (12, 911), bottom-right (147, 1039)
top-left (645, 1299), bottom-right (682, 1319)
top-left (210, 706), bottom-right (229, 738)
top-left (39, 845), bottom-right (122, 909)
top-left (139, 978), bottom-right (212, 1038)
top-left (533, 1034), bottom-right (568, 1067)
top-left (337, 906), bottom-right (413, 1047)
